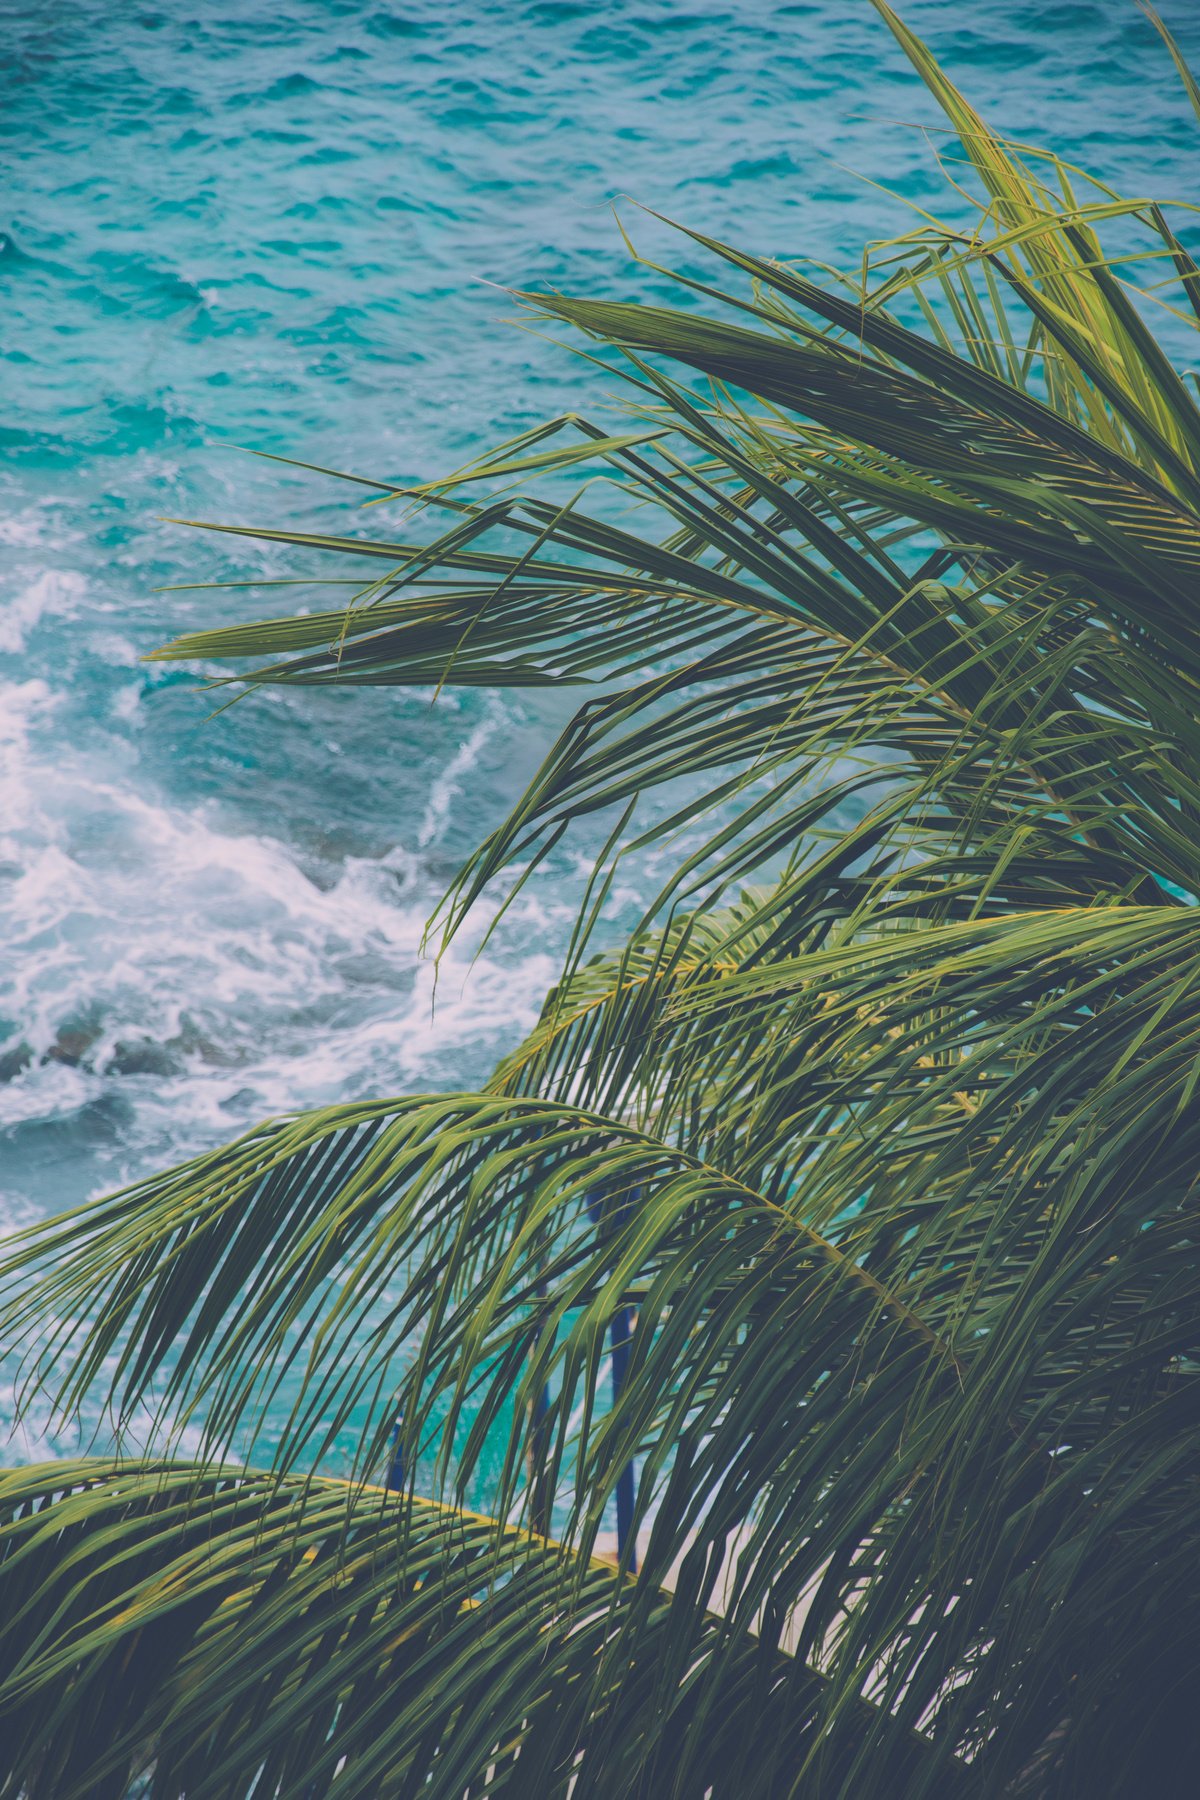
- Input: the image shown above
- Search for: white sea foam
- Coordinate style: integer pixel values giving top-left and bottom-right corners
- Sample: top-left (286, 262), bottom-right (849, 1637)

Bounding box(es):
top-left (0, 500), bottom-right (65, 550)
top-left (419, 708), bottom-right (500, 848)
top-left (0, 568), bottom-right (87, 654)
top-left (0, 673), bottom-right (562, 1159)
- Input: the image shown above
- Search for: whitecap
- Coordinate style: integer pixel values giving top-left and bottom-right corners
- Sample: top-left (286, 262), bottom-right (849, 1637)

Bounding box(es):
top-left (418, 705), bottom-right (502, 849)
top-left (0, 673), bottom-right (570, 1183)
top-left (0, 569), bottom-right (87, 656)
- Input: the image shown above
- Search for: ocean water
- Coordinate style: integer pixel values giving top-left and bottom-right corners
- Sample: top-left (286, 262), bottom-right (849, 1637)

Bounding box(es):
top-left (2, 0), bottom-right (1197, 1467)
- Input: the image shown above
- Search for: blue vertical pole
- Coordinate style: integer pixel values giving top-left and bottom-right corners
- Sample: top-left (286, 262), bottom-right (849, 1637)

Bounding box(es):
top-left (386, 1417), bottom-right (405, 1492)
top-left (528, 1280), bottom-right (553, 1538)
top-left (610, 1298), bottom-right (637, 1574)
top-left (587, 1183), bottom-right (639, 1573)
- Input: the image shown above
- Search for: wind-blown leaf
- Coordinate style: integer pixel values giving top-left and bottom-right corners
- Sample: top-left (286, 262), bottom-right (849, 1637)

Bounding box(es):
top-left (0, 1460), bottom-right (959, 1800)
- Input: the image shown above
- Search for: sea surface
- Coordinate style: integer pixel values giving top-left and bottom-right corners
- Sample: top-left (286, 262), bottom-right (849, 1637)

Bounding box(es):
top-left (2, 0), bottom-right (1197, 1469)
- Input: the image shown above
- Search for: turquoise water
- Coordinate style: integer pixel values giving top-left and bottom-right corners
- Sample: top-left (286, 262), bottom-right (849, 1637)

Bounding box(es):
top-left (1, 0), bottom-right (1196, 1464)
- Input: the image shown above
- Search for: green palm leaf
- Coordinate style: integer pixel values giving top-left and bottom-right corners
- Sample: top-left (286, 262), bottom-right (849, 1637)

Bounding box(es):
top-left (5, 1461), bottom-right (954, 1800)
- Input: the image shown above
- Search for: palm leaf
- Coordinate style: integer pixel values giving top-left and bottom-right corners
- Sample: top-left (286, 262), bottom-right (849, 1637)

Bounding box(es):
top-left (2, 1460), bottom-right (955, 1800)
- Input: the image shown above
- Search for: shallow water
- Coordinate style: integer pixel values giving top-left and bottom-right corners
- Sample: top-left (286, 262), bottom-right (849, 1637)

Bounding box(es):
top-left (2, 0), bottom-right (1197, 1465)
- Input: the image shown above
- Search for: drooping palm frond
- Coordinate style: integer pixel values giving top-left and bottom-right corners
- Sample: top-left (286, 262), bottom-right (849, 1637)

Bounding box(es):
top-left (6, 1460), bottom-right (944, 1800)
top-left (5, 900), bottom-right (1199, 1795)
top-left (144, 184), bottom-right (1200, 957)
top-left (4, 4), bottom-right (1200, 1795)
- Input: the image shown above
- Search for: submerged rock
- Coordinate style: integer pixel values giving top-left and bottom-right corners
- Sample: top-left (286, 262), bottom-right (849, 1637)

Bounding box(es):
top-left (0, 1041), bottom-right (33, 1082)
top-left (104, 1038), bottom-right (186, 1078)
top-left (43, 1026), bottom-right (101, 1069)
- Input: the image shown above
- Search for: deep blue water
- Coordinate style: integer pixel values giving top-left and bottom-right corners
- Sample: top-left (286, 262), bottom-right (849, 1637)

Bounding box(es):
top-left (2, 0), bottom-right (1197, 1463)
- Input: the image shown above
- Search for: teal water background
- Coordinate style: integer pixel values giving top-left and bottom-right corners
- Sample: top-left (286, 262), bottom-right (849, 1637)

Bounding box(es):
top-left (2, 0), bottom-right (1197, 1466)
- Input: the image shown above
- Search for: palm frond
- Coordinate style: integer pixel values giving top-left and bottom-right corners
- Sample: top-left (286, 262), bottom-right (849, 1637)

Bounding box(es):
top-left (7, 891), bottom-right (1200, 1788)
top-left (4, 1460), bottom-right (948, 1800)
